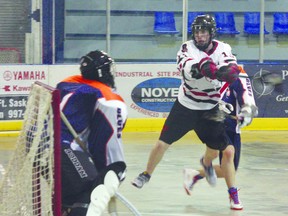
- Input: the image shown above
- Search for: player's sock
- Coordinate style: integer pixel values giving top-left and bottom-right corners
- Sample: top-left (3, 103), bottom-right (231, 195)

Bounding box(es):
top-left (195, 175), bottom-right (204, 181)
top-left (183, 169), bottom-right (204, 195)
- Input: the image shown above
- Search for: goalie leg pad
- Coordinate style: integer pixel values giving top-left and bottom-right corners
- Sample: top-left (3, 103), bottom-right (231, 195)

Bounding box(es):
top-left (86, 171), bottom-right (120, 216)
top-left (104, 170), bottom-right (120, 197)
top-left (86, 185), bottom-right (110, 216)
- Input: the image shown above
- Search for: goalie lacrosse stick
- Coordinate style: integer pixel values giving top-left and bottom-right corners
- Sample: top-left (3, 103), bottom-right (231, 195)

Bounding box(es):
top-left (60, 111), bottom-right (141, 216)
top-left (107, 193), bottom-right (142, 216)
top-left (60, 111), bottom-right (87, 151)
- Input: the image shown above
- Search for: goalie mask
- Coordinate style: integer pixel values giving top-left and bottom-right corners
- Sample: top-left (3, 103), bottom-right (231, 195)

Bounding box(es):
top-left (191, 14), bottom-right (216, 51)
top-left (80, 50), bottom-right (115, 88)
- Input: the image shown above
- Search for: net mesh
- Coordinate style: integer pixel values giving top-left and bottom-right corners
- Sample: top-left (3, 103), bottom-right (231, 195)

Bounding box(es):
top-left (0, 83), bottom-right (58, 216)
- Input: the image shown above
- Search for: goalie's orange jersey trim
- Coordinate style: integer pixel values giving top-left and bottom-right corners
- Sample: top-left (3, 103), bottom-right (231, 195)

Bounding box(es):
top-left (62, 75), bottom-right (124, 102)
top-left (238, 65), bottom-right (246, 74)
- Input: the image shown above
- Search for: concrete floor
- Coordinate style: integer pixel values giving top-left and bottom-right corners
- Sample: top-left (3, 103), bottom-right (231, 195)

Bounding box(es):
top-left (0, 131), bottom-right (288, 216)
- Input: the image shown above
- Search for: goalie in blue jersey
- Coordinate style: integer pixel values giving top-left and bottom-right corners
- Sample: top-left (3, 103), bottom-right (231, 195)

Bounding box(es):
top-left (57, 50), bottom-right (128, 216)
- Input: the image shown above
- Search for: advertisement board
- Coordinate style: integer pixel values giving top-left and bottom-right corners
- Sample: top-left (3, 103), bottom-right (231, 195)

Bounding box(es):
top-left (243, 64), bottom-right (288, 117)
top-left (115, 64), bottom-right (181, 118)
top-left (0, 63), bottom-right (287, 131)
top-left (116, 64), bottom-right (288, 118)
top-left (0, 65), bottom-right (49, 121)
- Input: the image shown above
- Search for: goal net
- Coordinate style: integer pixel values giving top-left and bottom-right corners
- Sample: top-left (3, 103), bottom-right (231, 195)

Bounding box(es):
top-left (0, 81), bottom-right (61, 216)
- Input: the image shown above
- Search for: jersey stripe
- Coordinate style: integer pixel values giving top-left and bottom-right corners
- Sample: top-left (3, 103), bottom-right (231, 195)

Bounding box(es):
top-left (62, 75), bottom-right (124, 102)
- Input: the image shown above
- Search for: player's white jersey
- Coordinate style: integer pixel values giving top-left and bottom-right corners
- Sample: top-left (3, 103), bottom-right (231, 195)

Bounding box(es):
top-left (177, 39), bottom-right (238, 110)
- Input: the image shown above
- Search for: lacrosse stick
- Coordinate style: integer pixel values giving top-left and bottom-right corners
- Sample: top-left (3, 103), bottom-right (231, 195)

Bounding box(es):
top-left (60, 111), bottom-right (141, 216)
top-left (114, 192), bottom-right (142, 216)
top-left (60, 111), bottom-right (87, 151)
top-left (204, 100), bottom-right (258, 122)
top-left (238, 71), bottom-right (282, 86)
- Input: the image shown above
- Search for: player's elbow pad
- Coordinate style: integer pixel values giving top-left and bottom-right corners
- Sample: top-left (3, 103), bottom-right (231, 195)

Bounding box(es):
top-left (216, 63), bottom-right (240, 84)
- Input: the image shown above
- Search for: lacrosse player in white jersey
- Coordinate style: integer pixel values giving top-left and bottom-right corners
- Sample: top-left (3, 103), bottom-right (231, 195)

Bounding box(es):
top-left (183, 65), bottom-right (258, 210)
top-left (58, 50), bottom-right (128, 216)
top-left (132, 14), bottom-right (244, 210)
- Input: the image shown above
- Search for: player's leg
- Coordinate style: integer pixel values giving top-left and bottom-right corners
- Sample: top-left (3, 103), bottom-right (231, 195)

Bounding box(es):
top-left (132, 99), bottom-right (197, 189)
top-left (131, 139), bottom-right (169, 188)
top-left (183, 131), bottom-right (241, 195)
top-left (221, 144), bottom-right (243, 210)
top-left (87, 161), bottom-right (126, 216)
top-left (201, 131), bottom-right (240, 177)
top-left (200, 146), bottom-right (218, 186)
top-left (194, 112), bottom-right (227, 187)
top-left (61, 146), bottom-right (98, 216)
top-left (62, 192), bottom-right (90, 216)
top-left (219, 130), bottom-right (241, 170)
top-left (221, 131), bottom-right (243, 210)
top-left (230, 132), bottom-right (241, 171)
top-left (221, 145), bottom-right (236, 188)
top-left (86, 170), bottom-right (119, 216)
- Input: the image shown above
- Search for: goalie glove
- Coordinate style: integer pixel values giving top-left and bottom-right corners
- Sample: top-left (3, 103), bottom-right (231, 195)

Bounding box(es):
top-left (238, 104), bottom-right (258, 128)
top-left (219, 100), bottom-right (234, 114)
top-left (216, 63), bottom-right (240, 84)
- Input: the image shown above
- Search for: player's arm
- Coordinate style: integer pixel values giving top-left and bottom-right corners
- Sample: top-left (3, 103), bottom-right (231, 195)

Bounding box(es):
top-left (177, 43), bottom-right (239, 83)
top-left (176, 43), bottom-right (207, 81)
top-left (232, 67), bottom-right (258, 128)
top-left (215, 44), bottom-right (240, 84)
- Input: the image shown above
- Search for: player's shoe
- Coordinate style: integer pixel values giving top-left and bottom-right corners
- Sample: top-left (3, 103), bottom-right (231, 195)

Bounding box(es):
top-left (131, 171), bottom-right (151, 189)
top-left (200, 157), bottom-right (217, 186)
top-left (183, 168), bottom-right (201, 195)
top-left (228, 187), bottom-right (243, 210)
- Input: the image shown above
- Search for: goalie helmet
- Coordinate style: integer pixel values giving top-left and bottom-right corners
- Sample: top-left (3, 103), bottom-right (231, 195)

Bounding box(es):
top-left (80, 50), bottom-right (115, 88)
top-left (191, 14), bottom-right (216, 51)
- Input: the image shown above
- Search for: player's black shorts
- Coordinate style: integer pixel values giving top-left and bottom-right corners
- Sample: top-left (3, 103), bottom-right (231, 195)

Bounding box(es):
top-left (61, 146), bottom-right (98, 205)
top-left (159, 99), bottom-right (230, 151)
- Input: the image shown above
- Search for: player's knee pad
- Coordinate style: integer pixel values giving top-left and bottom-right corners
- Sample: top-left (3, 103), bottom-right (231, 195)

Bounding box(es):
top-left (106, 161), bottom-right (127, 181)
top-left (86, 184), bottom-right (110, 216)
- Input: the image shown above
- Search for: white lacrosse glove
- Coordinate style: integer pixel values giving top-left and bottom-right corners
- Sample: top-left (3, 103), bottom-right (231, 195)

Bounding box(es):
top-left (219, 100), bottom-right (234, 114)
top-left (238, 104), bottom-right (258, 128)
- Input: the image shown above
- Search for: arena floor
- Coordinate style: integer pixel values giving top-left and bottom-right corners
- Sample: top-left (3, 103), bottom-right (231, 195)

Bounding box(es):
top-left (0, 131), bottom-right (288, 216)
